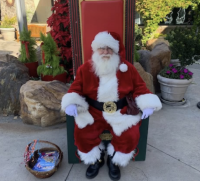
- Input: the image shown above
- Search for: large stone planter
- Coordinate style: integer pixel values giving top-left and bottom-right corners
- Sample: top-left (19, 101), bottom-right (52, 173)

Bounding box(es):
top-left (0, 28), bottom-right (15, 41)
top-left (157, 74), bottom-right (192, 102)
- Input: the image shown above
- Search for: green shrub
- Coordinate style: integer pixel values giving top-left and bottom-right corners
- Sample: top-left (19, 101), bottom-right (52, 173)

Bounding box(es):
top-left (165, 27), bottom-right (197, 66)
top-left (37, 33), bottom-right (66, 77)
top-left (0, 16), bottom-right (17, 28)
top-left (19, 27), bottom-right (37, 63)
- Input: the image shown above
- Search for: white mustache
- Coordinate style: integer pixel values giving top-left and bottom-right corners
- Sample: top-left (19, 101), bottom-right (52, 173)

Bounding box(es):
top-left (100, 54), bottom-right (111, 58)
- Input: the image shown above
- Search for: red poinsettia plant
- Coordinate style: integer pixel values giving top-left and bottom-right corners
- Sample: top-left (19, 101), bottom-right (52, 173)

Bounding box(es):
top-left (47, 0), bottom-right (73, 83)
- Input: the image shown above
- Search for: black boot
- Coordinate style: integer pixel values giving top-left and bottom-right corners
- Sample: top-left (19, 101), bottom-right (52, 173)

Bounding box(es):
top-left (86, 150), bottom-right (105, 179)
top-left (107, 154), bottom-right (121, 181)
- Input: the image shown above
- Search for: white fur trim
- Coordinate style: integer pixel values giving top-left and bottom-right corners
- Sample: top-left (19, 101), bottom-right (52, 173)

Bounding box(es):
top-left (135, 93), bottom-right (162, 111)
top-left (61, 92), bottom-right (88, 112)
top-left (91, 31), bottom-right (119, 53)
top-left (97, 68), bottom-right (141, 136)
top-left (78, 142), bottom-right (104, 164)
top-left (103, 111), bottom-right (141, 136)
top-left (61, 92), bottom-right (94, 128)
top-left (75, 111), bottom-right (94, 129)
top-left (97, 72), bottom-right (119, 102)
top-left (107, 143), bottom-right (135, 167)
top-left (119, 63), bottom-right (128, 72)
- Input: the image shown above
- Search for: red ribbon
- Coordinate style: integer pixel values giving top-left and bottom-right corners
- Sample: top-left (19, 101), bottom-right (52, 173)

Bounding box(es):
top-left (21, 41), bottom-right (30, 59)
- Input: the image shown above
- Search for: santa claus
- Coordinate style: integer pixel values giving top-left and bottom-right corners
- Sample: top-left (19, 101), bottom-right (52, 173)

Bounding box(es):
top-left (61, 31), bottom-right (162, 180)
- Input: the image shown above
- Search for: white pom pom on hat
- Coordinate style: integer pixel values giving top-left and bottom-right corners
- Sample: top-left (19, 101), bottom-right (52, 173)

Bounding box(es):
top-left (91, 31), bottom-right (119, 53)
top-left (119, 63), bottom-right (128, 72)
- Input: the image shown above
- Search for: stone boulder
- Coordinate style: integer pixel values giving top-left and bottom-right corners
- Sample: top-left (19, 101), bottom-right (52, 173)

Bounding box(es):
top-left (138, 50), bottom-right (151, 73)
top-left (20, 80), bottom-right (69, 127)
top-left (134, 62), bottom-right (155, 93)
top-left (146, 38), bottom-right (169, 51)
top-left (150, 43), bottom-right (171, 92)
top-left (0, 54), bottom-right (29, 115)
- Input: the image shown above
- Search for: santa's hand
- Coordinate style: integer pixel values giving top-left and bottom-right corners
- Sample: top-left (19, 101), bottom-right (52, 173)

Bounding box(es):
top-left (141, 108), bottom-right (154, 119)
top-left (65, 104), bottom-right (78, 117)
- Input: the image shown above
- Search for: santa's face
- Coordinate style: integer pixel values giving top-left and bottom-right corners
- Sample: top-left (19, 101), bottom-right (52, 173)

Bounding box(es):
top-left (97, 46), bottom-right (114, 61)
top-left (91, 48), bottom-right (120, 76)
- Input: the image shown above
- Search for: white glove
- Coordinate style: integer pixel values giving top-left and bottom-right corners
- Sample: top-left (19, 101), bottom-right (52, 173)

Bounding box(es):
top-left (141, 108), bottom-right (154, 119)
top-left (65, 104), bottom-right (78, 117)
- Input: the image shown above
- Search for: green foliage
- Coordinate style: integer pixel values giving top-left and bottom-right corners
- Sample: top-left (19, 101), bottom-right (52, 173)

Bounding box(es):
top-left (0, 16), bottom-right (17, 28)
top-left (193, 4), bottom-right (200, 29)
top-left (19, 27), bottom-right (37, 63)
top-left (136, 0), bottom-right (196, 45)
top-left (153, 33), bottom-right (166, 39)
top-left (37, 33), bottom-right (65, 77)
top-left (134, 44), bottom-right (140, 62)
top-left (135, 24), bottom-right (143, 42)
top-left (165, 27), bottom-right (198, 67)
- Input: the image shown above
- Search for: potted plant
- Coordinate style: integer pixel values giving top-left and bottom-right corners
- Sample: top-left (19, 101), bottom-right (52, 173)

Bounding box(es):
top-left (37, 33), bottom-right (67, 83)
top-left (0, 15), bottom-right (17, 41)
top-left (157, 64), bottom-right (193, 102)
top-left (19, 27), bottom-right (38, 78)
top-left (157, 28), bottom-right (196, 103)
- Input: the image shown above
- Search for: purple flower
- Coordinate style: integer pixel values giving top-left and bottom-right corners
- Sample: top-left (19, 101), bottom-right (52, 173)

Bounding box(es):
top-left (169, 64), bottom-right (173, 67)
top-left (180, 75), bottom-right (184, 79)
top-left (166, 71), bottom-right (171, 74)
top-left (172, 68), bottom-right (177, 73)
top-left (183, 69), bottom-right (188, 73)
top-left (188, 72), bottom-right (193, 76)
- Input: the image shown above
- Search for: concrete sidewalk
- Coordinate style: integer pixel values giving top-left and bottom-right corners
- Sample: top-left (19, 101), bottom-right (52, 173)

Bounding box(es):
top-left (0, 37), bottom-right (200, 180)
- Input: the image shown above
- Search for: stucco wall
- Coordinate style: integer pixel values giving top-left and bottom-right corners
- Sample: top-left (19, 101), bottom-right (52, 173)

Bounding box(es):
top-left (34, 0), bottom-right (52, 23)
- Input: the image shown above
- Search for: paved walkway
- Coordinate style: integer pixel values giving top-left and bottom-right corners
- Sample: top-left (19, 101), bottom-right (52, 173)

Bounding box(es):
top-left (0, 38), bottom-right (200, 181)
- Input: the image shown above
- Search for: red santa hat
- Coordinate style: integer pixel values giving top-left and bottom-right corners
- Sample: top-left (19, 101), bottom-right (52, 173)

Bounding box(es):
top-left (91, 31), bottom-right (128, 72)
top-left (91, 31), bottom-right (119, 53)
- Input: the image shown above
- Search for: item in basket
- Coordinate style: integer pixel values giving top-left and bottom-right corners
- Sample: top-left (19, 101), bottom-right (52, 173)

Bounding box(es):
top-left (32, 151), bottom-right (59, 172)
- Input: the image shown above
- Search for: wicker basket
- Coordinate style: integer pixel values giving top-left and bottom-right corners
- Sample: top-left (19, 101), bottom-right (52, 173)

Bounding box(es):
top-left (25, 140), bottom-right (63, 179)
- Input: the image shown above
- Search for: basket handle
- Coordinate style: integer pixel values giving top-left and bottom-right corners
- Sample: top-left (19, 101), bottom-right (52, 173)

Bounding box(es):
top-left (27, 140), bottom-right (63, 162)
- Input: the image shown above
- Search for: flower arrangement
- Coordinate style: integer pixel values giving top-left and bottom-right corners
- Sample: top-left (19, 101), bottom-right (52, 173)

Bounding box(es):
top-left (159, 64), bottom-right (193, 80)
top-left (0, 15), bottom-right (17, 28)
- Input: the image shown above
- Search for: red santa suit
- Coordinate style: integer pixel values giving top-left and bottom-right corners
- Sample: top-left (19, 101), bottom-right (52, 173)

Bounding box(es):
top-left (61, 32), bottom-right (162, 167)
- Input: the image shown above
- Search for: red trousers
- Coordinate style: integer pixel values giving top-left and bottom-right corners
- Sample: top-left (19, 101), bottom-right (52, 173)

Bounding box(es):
top-left (74, 113), bottom-right (141, 154)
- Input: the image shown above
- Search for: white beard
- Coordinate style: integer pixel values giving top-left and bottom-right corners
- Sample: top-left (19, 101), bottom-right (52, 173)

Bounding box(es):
top-left (91, 52), bottom-right (120, 77)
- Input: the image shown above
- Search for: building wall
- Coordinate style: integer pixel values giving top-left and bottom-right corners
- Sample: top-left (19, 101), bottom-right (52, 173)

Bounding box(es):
top-left (34, 0), bottom-right (52, 23)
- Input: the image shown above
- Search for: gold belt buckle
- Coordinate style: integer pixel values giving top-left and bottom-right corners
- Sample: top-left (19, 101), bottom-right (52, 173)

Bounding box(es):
top-left (103, 101), bottom-right (117, 113)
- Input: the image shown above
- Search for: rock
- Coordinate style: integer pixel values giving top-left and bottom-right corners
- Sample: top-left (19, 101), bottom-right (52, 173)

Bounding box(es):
top-left (146, 38), bottom-right (169, 51)
top-left (0, 54), bottom-right (29, 115)
top-left (20, 80), bottom-right (69, 127)
top-left (138, 50), bottom-right (151, 73)
top-left (150, 43), bottom-right (171, 92)
top-left (134, 62), bottom-right (155, 93)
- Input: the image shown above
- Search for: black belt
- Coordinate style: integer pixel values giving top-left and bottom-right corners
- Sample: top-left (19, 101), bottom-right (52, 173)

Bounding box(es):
top-left (86, 96), bottom-right (128, 113)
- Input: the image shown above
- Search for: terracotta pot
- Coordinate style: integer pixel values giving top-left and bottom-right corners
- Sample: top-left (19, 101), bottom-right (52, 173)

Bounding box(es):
top-left (41, 72), bottom-right (67, 83)
top-left (24, 61), bottom-right (39, 78)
